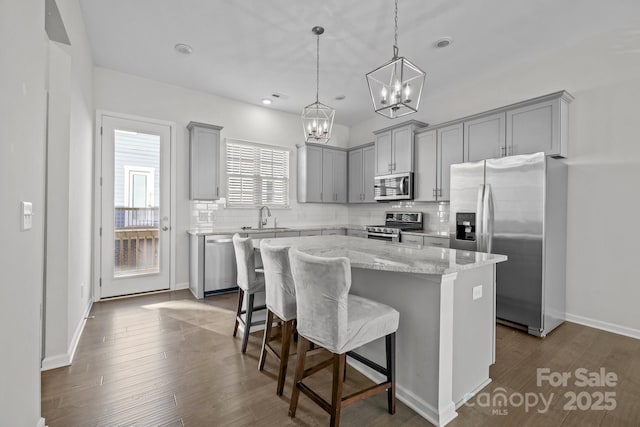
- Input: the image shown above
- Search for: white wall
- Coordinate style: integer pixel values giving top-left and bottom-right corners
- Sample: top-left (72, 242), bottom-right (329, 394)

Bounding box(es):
top-left (42, 0), bottom-right (95, 369)
top-left (350, 29), bottom-right (640, 335)
top-left (0, 2), bottom-right (47, 426)
top-left (94, 67), bottom-right (351, 287)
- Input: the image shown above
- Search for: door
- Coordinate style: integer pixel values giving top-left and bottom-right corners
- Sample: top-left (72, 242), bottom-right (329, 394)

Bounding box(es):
top-left (362, 145), bottom-right (376, 202)
top-left (486, 153), bottom-right (545, 329)
top-left (333, 150), bottom-right (347, 203)
top-left (392, 126), bottom-right (413, 173)
top-left (375, 131), bottom-right (392, 175)
top-left (348, 148), bottom-right (363, 203)
top-left (437, 123), bottom-right (464, 200)
top-left (100, 115), bottom-right (172, 298)
top-left (448, 159), bottom-right (485, 251)
top-left (464, 112), bottom-right (506, 161)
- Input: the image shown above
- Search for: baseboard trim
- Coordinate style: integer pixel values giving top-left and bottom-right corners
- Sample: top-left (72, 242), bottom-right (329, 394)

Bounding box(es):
top-left (36, 417), bottom-right (46, 427)
top-left (346, 356), bottom-right (457, 426)
top-left (175, 281), bottom-right (189, 290)
top-left (565, 313), bottom-right (640, 340)
top-left (41, 300), bottom-right (93, 371)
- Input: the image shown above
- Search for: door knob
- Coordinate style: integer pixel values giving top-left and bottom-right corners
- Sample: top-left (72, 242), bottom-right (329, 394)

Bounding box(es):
top-left (162, 226), bottom-right (169, 231)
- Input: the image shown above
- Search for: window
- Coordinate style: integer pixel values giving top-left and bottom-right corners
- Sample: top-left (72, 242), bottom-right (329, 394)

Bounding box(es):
top-left (226, 140), bottom-right (290, 207)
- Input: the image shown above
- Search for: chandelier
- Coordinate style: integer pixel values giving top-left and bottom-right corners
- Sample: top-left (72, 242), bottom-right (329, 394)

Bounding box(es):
top-left (366, 0), bottom-right (425, 119)
top-left (302, 26), bottom-right (335, 144)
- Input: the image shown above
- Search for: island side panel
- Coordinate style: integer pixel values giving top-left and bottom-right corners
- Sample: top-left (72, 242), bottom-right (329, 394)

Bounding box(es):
top-left (349, 267), bottom-right (447, 423)
top-left (452, 264), bottom-right (496, 406)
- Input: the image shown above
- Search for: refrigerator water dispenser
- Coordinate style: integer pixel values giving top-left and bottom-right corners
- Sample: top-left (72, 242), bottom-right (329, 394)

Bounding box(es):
top-left (456, 212), bottom-right (476, 241)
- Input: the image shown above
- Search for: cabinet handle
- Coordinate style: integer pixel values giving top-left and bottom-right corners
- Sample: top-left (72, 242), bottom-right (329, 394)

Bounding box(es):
top-left (216, 187), bottom-right (219, 197)
top-left (432, 189), bottom-right (436, 198)
top-left (500, 146), bottom-right (505, 157)
top-left (438, 188), bottom-right (442, 197)
top-left (320, 191), bottom-right (323, 200)
top-left (507, 145), bottom-right (512, 156)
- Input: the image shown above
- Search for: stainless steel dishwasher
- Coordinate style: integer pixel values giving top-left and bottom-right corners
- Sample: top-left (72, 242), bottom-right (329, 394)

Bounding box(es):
top-left (204, 235), bottom-right (238, 295)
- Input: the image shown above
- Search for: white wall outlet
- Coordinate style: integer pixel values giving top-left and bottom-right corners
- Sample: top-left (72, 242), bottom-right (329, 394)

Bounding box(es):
top-left (21, 201), bottom-right (33, 231)
top-left (472, 285), bottom-right (483, 300)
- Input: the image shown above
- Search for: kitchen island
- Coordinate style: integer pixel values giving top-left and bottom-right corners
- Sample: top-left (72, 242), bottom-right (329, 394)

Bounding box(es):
top-left (260, 235), bottom-right (507, 427)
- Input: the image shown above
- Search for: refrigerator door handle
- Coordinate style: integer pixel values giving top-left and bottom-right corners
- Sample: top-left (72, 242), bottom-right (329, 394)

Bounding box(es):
top-left (483, 184), bottom-right (494, 253)
top-left (476, 184), bottom-right (485, 252)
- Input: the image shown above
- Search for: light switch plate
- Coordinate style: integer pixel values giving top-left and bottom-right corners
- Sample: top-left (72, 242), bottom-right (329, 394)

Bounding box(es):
top-left (21, 201), bottom-right (33, 231)
top-left (472, 285), bottom-right (482, 300)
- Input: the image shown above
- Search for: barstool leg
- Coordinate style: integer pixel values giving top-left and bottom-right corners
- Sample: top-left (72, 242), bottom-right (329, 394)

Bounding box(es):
top-left (258, 310), bottom-right (274, 371)
top-left (386, 332), bottom-right (396, 415)
top-left (289, 336), bottom-right (310, 418)
top-left (277, 319), bottom-right (294, 396)
top-left (233, 289), bottom-right (245, 337)
top-left (330, 353), bottom-right (346, 427)
top-left (241, 293), bottom-right (255, 354)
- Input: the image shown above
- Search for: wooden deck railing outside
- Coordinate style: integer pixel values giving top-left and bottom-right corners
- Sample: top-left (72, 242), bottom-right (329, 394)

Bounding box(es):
top-left (114, 207), bottom-right (160, 276)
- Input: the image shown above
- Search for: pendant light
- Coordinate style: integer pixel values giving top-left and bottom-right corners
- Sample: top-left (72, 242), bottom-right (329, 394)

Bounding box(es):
top-left (366, 0), bottom-right (425, 119)
top-left (302, 26), bottom-right (335, 144)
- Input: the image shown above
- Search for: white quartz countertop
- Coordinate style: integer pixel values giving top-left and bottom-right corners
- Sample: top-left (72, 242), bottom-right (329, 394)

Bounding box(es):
top-left (258, 235), bottom-right (507, 275)
top-left (187, 224), bottom-right (365, 236)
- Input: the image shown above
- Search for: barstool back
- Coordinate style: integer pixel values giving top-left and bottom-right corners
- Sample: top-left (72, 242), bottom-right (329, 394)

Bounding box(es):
top-left (260, 241), bottom-right (296, 321)
top-left (289, 249), bottom-right (351, 354)
top-left (232, 234), bottom-right (258, 292)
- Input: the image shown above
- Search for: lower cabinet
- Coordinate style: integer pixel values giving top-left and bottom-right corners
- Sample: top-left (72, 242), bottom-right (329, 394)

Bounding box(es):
top-left (299, 230), bottom-right (322, 237)
top-left (322, 228), bottom-right (346, 236)
top-left (347, 229), bottom-right (367, 238)
top-left (400, 234), bottom-right (450, 248)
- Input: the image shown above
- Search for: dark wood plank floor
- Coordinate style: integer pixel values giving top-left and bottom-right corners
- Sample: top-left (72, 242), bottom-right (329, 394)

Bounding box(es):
top-left (42, 290), bottom-right (640, 426)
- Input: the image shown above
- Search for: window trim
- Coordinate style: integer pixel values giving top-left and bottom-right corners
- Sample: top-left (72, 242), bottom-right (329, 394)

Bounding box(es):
top-left (225, 138), bottom-right (291, 208)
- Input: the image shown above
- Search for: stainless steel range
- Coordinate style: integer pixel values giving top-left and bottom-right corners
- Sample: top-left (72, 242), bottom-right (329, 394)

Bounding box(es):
top-left (366, 211), bottom-right (423, 242)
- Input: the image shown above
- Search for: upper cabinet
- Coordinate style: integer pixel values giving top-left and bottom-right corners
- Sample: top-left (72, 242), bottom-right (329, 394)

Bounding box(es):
top-left (464, 112), bottom-right (506, 162)
top-left (348, 144), bottom-right (375, 203)
top-left (188, 121), bottom-right (223, 200)
top-left (297, 143), bottom-right (347, 203)
top-left (506, 93), bottom-right (572, 158)
top-left (414, 124), bottom-right (463, 202)
top-left (374, 120), bottom-right (427, 176)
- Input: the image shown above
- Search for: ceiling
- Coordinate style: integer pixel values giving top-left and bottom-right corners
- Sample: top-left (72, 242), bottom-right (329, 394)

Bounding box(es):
top-left (79, 0), bottom-right (640, 126)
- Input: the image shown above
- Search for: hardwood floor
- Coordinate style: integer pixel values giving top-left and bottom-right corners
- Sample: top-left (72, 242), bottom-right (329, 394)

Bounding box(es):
top-left (42, 290), bottom-right (640, 426)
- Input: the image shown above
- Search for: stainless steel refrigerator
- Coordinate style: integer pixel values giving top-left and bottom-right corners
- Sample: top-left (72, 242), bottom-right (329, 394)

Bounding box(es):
top-left (449, 152), bottom-right (567, 337)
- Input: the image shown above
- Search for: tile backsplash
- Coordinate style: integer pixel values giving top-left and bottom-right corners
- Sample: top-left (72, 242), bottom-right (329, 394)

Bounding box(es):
top-left (191, 198), bottom-right (449, 232)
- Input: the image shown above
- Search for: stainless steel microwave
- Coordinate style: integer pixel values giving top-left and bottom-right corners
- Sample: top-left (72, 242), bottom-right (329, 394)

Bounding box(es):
top-left (374, 172), bottom-right (413, 201)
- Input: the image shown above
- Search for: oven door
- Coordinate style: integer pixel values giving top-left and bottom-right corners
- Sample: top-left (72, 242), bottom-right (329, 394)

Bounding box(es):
top-left (367, 232), bottom-right (399, 242)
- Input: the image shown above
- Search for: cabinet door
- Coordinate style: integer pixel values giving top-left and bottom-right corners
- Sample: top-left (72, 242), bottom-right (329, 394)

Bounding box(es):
top-left (299, 230), bottom-right (322, 236)
top-left (464, 112), bottom-right (506, 161)
top-left (392, 126), bottom-right (413, 173)
top-left (423, 236), bottom-right (450, 248)
top-left (401, 234), bottom-right (423, 245)
top-left (375, 131), bottom-right (392, 175)
top-left (190, 126), bottom-right (220, 200)
top-left (347, 229), bottom-right (367, 238)
top-left (333, 150), bottom-right (348, 203)
top-left (348, 149), bottom-right (363, 203)
top-left (306, 146), bottom-right (323, 202)
top-left (322, 229), bottom-right (346, 236)
top-left (414, 130), bottom-right (437, 201)
top-left (437, 123), bottom-right (464, 201)
top-left (506, 100), bottom-right (558, 157)
top-left (322, 148), bottom-right (334, 202)
top-left (362, 145), bottom-right (376, 202)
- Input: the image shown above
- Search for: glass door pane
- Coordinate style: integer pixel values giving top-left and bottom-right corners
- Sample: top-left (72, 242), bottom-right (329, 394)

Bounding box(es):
top-left (113, 130), bottom-right (160, 277)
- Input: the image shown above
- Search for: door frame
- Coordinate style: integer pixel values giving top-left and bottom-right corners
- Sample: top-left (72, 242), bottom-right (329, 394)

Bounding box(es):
top-left (93, 110), bottom-right (177, 301)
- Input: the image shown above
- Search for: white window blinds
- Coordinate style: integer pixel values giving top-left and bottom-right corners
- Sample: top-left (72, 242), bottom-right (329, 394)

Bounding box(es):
top-left (226, 141), bottom-right (290, 207)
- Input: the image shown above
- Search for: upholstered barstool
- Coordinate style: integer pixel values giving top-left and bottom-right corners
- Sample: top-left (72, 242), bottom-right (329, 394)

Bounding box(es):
top-left (288, 249), bottom-right (399, 427)
top-left (232, 234), bottom-right (267, 354)
top-left (258, 241), bottom-right (297, 395)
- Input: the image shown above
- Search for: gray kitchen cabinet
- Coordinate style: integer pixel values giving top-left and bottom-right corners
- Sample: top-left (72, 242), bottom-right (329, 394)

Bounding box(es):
top-left (424, 236), bottom-right (449, 248)
top-left (414, 129), bottom-right (437, 202)
top-left (374, 120), bottom-right (427, 176)
top-left (297, 144), bottom-right (323, 203)
top-left (437, 123), bottom-right (464, 201)
top-left (348, 143), bottom-right (375, 203)
top-left (244, 232), bottom-right (276, 239)
top-left (322, 148), bottom-right (347, 203)
top-left (506, 92), bottom-right (573, 158)
top-left (188, 121), bottom-right (223, 200)
top-left (274, 231), bottom-right (300, 238)
top-left (299, 230), bottom-right (322, 237)
top-left (464, 112), bottom-right (506, 162)
top-left (322, 228), bottom-right (346, 236)
top-left (401, 234), bottom-right (423, 245)
top-left (298, 144), bottom-right (347, 204)
top-left (347, 229), bottom-right (367, 238)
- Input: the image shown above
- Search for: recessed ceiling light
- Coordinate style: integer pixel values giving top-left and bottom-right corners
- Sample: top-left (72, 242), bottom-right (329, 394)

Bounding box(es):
top-left (262, 98), bottom-right (273, 105)
top-left (174, 43), bottom-right (193, 54)
top-left (434, 37), bottom-right (453, 49)
top-left (335, 95), bottom-right (346, 101)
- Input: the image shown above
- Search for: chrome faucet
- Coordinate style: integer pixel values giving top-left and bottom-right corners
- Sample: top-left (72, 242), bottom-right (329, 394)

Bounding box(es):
top-left (258, 206), bottom-right (271, 229)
